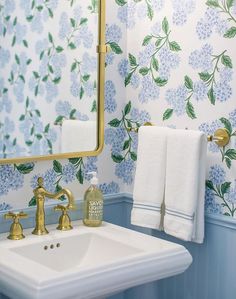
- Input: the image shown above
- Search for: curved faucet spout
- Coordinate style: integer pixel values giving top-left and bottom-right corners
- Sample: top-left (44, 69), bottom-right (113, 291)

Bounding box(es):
top-left (32, 177), bottom-right (75, 235)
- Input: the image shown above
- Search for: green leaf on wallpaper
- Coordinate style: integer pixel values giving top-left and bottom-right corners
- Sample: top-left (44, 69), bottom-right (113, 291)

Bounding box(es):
top-left (76, 168), bottom-right (84, 184)
top-left (184, 75), bottom-right (193, 90)
top-left (35, 109), bottom-right (41, 117)
top-left (115, 0), bottom-right (127, 6)
top-left (186, 101), bottom-right (196, 119)
top-left (225, 157), bottom-right (232, 168)
top-left (55, 115), bottom-right (64, 125)
top-left (128, 53), bottom-right (137, 67)
top-left (15, 163), bottom-right (35, 174)
top-left (163, 108), bottom-right (174, 121)
top-left (33, 71), bottom-right (40, 79)
top-left (162, 17), bottom-right (169, 35)
top-left (83, 74), bottom-right (90, 82)
top-left (155, 38), bottom-right (162, 48)
top-left (36, 134), bottom-right (42, 140)
top-left (19, 75), bottom-right (25, 83)
top-left (13, 17), bottom-right (17, 26)
top-left (11, 35), bottom-right (16, 47)
top-left (123, 140), bottom-right (130, 151)
top-left (221, 55), bottom-right (233, 68)
top-left (151, 57), bottom-right (159, 71)
top-left (226, 0), bottom-right (234, 9)
top-left (48, 64), bottom-right (54, 74)
top-left (130, 152), bottom-right (137, 161)
top-left (70, 18), bottom-right (76, 28)
top-left (48, 8), bottom-right (53, 18)
top-left (23, 40), bottom-right (28, 48)
top-left (80, 18), bottom-right (88, 25)
top-left (3, 27), bottom-right (6, 37)
top-left (225, 149), bottom-right (236, 160)
top-left (26, 96), bottom-right (29, 108)
top-left (109, 42), bottom-right (123, 54)
top-left (29, 196), bottom-right (36, 207)
top-left (206, 0), bottom-right (219, 8)
top-left (224, 27), bottom-right (236, 38)
top-left (44, 124), bottom-right (50, 133)
top-left (42, 75), bottom-right (48, 82)
top-left (69, 109), bottom-right (76, 119)
top-left (19, 114), bottom-right (25, 121)
top-left (124, 101), bottom-right (131, 115)
top-left (69, 157), bottom-right (82, 164)
top-left (48, 32), bottom-right (53, 43)
top-left (207, 87), bottom-right (216, 105)
top-left (125, 73), bottom-right (132, 87)
top-left (80, 87), bottom-right (84, 99)
top-left (71, 62), bottom-right (77, 72)
top-left (147, 3), bottom-right (154, 20)
top-left (3, 88), bottom-right (8, 94)
top-left (109, 118), bottom-right (121, 127)
top-left (139, 67), bottom-right (149, 76)
top-left (142, 35), bottom-right (152, 46)
top-left (206, 180), bottom-right (214, 190)
top-left (112, 154), bottom-right (124, 163)
top-left (91, 100), bottom-right (97, 112)
top-left (53, 77), bottom-right (61, 84)
top-left (26, 59), bottom-right (32, 65)
top-left (68, 42), bottom-right (76, 49)
top-left (5, 16), bottom-right (11, 21)
top-left (40, 51), bottom-right (44, 60)
top-left (34, 86), bottom-right (39, 96)
top-left (36, 5), bottom-right (43, 11)
top-left (220, 117), bottom-right (232, 134)
top-left (154, 77), bottom-right (167, 86)
top-left (26, 15), bottom-right (34, 22)
top-left (56, 46), bottom-right (64, 53)
top-left (199, 72), bottom-right (211, 82)
top-left (169, 41), bottom-right (181, 52)
top-left (53, 160), bottom-right (63, 174)
top-left (221, 182), bottom-right (231, 195)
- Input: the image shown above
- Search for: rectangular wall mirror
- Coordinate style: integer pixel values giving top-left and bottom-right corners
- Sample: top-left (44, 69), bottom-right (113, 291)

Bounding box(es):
top-left (0, 0), bottom-right (106, 164)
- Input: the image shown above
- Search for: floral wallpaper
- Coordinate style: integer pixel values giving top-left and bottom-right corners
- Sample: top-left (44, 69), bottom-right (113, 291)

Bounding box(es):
top-left (0, 0), bottom-right (236, 220)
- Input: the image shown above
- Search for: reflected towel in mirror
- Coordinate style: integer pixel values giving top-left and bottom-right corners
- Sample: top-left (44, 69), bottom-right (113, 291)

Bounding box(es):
top-left (61, 120), bottom-right (97, 153)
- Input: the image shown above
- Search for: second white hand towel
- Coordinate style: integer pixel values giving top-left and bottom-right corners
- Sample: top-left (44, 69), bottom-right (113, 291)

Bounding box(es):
top-left (131, 126), bottom-right (169, 229)
top-left (164, 129), bottom-right (207, 243)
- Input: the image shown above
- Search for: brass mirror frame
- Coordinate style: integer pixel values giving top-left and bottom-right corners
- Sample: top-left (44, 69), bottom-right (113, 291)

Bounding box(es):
top-left (0, 0), bottom-right (106, 164)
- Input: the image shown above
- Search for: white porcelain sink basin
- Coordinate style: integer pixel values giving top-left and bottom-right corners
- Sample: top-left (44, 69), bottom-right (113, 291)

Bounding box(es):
top-left (0, 221), bottom-right (192, 299)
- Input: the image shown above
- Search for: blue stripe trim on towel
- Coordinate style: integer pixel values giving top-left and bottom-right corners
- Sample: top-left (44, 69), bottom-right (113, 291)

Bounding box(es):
top-left (165, 208), bottom-right (194, 220)
top-left (133, 203), bottom-right (161, 212)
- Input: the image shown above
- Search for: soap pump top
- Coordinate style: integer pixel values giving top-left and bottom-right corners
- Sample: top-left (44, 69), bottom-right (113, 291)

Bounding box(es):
top-left (89, 171), bottom-right (99, 185)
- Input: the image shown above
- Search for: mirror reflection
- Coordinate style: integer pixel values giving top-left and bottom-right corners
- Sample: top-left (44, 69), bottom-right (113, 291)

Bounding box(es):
top-left (0, 0), bottom-right (99, 159)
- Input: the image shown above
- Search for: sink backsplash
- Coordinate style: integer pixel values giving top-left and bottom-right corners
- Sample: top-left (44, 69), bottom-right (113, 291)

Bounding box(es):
top-left (0, 0), bottom-right (235, 220)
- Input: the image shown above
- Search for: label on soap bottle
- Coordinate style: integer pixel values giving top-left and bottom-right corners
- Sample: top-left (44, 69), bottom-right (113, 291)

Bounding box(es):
top-left (88, 200), bottom-right (103, 220)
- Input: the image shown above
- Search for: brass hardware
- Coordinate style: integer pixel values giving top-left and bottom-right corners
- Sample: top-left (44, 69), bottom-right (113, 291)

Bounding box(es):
top-left (4, 211), bottom-right (28, 240)
top-left (96, 45), bottom-right (110, 53)
top-left (127, 122), bottom-right (153, 133)
top-left (0, 0), bottom-right (106, 165)
top-left (207, 128), bottom-right (230, 147)
top-left (129, 123), bottom-right (230, 147)
top-left (32, 177), bottom-right (75, 235)
top-left (54, 204), bottom-right (73, 231)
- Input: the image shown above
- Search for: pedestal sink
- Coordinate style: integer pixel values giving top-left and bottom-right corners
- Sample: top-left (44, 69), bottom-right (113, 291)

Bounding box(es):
top-left (0, 221), bottom-right (192, 299)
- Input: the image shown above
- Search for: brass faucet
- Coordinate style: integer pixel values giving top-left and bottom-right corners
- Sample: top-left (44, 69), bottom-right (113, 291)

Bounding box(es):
top-left (32, 177), bottom-right (75, 235)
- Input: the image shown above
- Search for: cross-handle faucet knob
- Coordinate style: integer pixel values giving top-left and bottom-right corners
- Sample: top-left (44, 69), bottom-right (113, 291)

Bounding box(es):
top-left (4, 211), bottom-right (28, 240)
top-left (54, 205), bottom-right (73, 231)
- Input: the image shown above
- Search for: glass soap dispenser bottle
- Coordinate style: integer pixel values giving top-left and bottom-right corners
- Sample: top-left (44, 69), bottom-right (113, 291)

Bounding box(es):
top-left (83, 172), bottom-right (103, 227)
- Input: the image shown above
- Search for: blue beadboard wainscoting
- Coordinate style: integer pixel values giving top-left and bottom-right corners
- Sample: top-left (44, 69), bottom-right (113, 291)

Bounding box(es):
top-left (0, 194), bottom-right (236, 299)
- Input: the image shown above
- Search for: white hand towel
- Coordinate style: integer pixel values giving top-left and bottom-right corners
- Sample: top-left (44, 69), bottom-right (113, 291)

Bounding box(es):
top-left (131, 126), bottom-right (169, 229)
top-left (61, 120), bottom-right (97, 152)
top-left (164, 129), bottom-right (207, 243)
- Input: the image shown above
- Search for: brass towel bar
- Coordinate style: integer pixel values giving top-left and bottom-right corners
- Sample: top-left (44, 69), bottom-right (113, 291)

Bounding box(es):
top-left (127, 123), bottom-right (230, 147)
